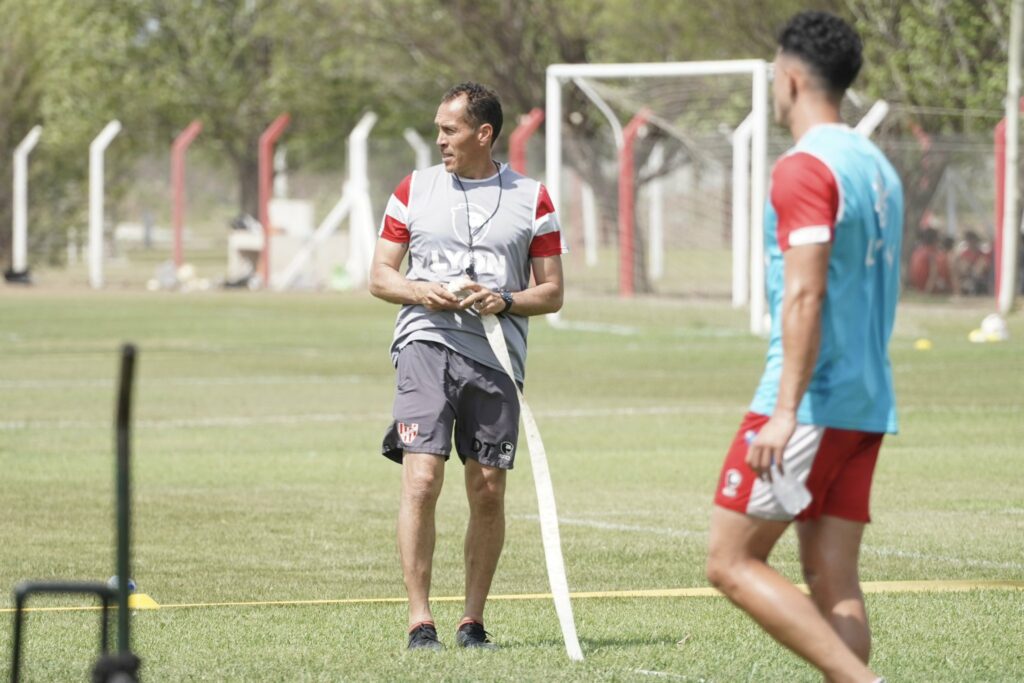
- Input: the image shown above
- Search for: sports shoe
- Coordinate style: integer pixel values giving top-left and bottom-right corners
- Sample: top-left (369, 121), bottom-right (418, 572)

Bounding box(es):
top-left (455, 619), bottom-right (498, 650)
top-left (407, 622), bottom-right (443, 651)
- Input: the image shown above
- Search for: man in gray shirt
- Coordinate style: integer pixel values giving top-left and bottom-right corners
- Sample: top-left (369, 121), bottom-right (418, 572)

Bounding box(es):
top-left (369, 82), bottom-right (566, 651)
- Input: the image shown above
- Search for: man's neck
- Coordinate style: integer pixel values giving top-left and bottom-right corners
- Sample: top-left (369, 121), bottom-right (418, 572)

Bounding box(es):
top-left (455, 155), bottom-right (497, 180)
top-left (789, 103), bottom-right (843, 142)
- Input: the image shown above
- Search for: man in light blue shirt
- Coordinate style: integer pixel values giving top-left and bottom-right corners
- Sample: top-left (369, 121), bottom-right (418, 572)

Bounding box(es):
top-left (707, 12), bottom-right (901, 683)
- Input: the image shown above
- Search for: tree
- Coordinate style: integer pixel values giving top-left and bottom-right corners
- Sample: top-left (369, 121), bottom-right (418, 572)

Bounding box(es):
top-left (131, 0), bottom-right (376, 219)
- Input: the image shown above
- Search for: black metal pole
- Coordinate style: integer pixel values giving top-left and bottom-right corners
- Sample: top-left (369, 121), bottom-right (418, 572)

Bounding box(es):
top-left (115, 344), bottom-right (136, 654)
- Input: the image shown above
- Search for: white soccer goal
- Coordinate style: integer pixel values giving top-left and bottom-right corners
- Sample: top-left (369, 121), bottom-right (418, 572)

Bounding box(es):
top-left (546, 60), bottom-right (771, 334)
top-left (545, 62), bottom-right (892, 336)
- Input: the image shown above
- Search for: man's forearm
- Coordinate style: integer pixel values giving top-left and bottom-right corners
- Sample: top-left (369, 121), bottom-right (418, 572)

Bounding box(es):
top-left (505, 281), bottom-right (563, 317)
top-left (369, 264), bottom-right (422, 305)
top-left (775, 289), bottom-right (823, 417)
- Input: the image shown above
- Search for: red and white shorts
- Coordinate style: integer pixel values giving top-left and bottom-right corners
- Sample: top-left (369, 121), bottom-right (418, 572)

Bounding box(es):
top-left (714, 412), bottom-right (884, 522)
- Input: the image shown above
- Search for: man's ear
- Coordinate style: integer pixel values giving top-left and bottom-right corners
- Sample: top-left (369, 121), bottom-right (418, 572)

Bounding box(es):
top-left (477, 123), bottom-right (493, 147)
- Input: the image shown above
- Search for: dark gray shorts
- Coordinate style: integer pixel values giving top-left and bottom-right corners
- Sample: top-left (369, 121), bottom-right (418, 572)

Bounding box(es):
top-left (382, 341), bottom-right (520, 469)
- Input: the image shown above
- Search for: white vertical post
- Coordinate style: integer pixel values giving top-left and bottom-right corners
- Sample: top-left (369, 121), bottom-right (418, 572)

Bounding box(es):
top-left (89, 120), bottom-right (122, 290)
top-left (731, 114), bottom-right (753, 307)
top-left (1000, 0), bottom-right (1023, 316)
top-left (749, 62), bottom-right (769, 335)
top-left (544, 73), bottom-right (568, 326)
top-left (273, 146), bottom-right (288, 197)
top-left (646, 143), bottom-right (665, 280)
top-left (344, 112), bottom-right (378, 288)
top-left (545, 72), bottom-right (563, 213)
top-left (12, 126), bottom-right (42, 275)
top-left (403, 128), bottom-right (432, 170)
top-left (854, 100), bottom-right (890, 137)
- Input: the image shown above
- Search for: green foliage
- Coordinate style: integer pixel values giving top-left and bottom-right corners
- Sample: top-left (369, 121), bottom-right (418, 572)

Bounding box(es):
top-left (0, 0), bottom-right (1016, 264)
top-left (848, 0), bottom-right (1009, 133)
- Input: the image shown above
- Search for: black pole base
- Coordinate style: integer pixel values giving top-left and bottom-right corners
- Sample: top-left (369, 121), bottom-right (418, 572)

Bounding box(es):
top-left (92, 652), bottom-right (141, 683)
top-left (3, 268), bottom-right (31, 284)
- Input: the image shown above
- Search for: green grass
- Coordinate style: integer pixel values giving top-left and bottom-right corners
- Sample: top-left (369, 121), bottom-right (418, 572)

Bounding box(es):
top-left (1, 288), bottom-right (1022, 681)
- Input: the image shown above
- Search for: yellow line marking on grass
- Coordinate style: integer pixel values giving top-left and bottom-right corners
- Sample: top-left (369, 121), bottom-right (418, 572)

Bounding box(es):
top-left (3, 580), bottom-right (1020, 614)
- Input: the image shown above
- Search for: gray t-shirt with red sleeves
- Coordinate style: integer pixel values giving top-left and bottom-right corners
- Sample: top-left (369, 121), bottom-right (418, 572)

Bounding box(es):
top-left (378, 162), bottom-right (567, 383)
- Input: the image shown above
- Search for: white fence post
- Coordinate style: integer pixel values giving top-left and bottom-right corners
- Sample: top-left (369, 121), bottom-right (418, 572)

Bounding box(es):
top-left (999, 0), bottom-right (1023, 316)
top-left (89, 120), bottom-right (122, 289)
top-left (731, 114), bottom-right (754, 308)
top-left (645, 142), bottom-right (665, 280)
top-left (403, 128), bottom-right (432, 170)
top-left (344, 112), bottom-right (379, 288)
top-left (11, 126), bottom-right (42, 277)
top-left (749, 62), bottom-right (770, 335)
top-left (855, 100), bottom-right (890, 137)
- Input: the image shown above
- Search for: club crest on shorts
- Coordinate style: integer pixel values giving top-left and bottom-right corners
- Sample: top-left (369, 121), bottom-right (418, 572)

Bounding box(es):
top-left (397, 422), bottom-right (419, 445)
top-left (721, 468), bottom-right (743, 498)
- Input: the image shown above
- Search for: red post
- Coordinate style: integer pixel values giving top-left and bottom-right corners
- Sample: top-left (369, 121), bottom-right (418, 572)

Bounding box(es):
top-left (258, 113), bottom-right (291, 285)
top-left (618, 109), bottom-right (651, 297)
top-left (509, 108), bottom-right (545, 174)
top-left (993, 98), bottom-right (1024, 302)
top-left (170, 120), bottom-right (203, 268)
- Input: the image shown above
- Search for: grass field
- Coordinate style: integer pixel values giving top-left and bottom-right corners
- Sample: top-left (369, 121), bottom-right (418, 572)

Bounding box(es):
top-left (1, 286), bottom-right (1022, 681)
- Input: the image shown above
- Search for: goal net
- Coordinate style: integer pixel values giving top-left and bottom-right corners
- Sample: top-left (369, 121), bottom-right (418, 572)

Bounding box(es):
top-left (545, 61), bottom-right (771, 333)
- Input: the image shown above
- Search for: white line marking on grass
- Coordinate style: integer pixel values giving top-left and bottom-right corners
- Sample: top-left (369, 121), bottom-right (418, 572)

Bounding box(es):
top-left (514, 515), bottom-right (704, 539)
top-left (547, 317), bottom-right (638, 335)
top-left (635, 669), bottom-right (706, 681)
top-left (0, 404), bottom-right (743, 432)
top-left (518, 515), bottom-right (1024, 571)
top-left (864, 547), bottom-right (1024, 572)
top-left (0, 412), bottom-right (391, 431)
top-left (545, 405), bottom-right (741, 418)
top-left (0, 375), bottom-right (368, 390)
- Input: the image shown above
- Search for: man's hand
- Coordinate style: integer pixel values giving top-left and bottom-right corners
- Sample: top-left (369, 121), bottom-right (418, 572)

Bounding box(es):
top-left (747, 412), bottom-right (797, 480)
top-left (413, 281), bottom-right (462, 311)
top-left (457, 282), bottom-right (507, 316)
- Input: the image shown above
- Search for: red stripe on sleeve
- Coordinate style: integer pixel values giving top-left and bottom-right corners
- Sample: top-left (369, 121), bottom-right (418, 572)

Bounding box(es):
top-left (771, 152), bottom-right (839, 251)
top-left (529, 231), bottom-right (563, 257)
top-left (535, 184), bottom-right (555, 220)
top-left (394, 174), bottom-right (412, 205)
top-left (380, 216), bottom-right (409, 243)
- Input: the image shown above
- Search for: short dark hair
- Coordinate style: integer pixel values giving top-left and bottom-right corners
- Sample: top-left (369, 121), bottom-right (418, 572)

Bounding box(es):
top-left (442, 82), bottom-right (503, 144)
top-left (778, 11), bottom-right (863, 97)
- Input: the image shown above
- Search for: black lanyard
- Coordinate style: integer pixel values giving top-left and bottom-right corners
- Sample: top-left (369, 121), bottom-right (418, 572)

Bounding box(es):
top-left (453, 160), bottom-right (503, 279)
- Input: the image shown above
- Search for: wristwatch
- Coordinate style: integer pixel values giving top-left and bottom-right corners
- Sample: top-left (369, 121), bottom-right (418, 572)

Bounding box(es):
top-left (497, 289), bottom-right (514, 314)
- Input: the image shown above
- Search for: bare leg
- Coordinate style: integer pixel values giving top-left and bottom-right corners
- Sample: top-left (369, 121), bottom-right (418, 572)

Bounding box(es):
top-left (706, 507), bottom-right (878, 683)
top-left (462, 458), bottom-right (506, 624)
top-left (797, 515), bottom-right (871, 663)
top-left (398, 452), bottom-right (445, 629)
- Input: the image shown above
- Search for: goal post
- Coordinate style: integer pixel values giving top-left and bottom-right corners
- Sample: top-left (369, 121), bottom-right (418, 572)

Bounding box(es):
top-left (545, 60), bottom-right (771, 334)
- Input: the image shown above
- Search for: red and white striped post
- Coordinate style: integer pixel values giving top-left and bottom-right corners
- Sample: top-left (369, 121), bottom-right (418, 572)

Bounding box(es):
top-left (258, 113), bottom-right (291, 285)
top-left (171, 120), bottom-right (202, 269)
top-left (509, 108), bottom-right (545, 175)
top-left (618, 109), bottom-right (651, 297)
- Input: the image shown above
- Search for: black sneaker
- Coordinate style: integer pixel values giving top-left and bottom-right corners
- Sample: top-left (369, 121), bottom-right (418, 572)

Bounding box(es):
top-left (455, 620), bottom-right (498, 650)
top-left (407, 622), bottom-right (443, 651)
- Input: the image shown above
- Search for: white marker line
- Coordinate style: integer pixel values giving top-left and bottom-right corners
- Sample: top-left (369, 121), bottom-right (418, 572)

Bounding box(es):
top-left (635, 669), bottom-right (705, 681)
top-left (863, 547), bottom-right (1024, 572)
top-left (514, 515), bottom-right (704, 539)
top-left (0, 375), bottom-right (368, 390)
top-left (516, 515), bottom-right (1024, 572)
top-left (0, 404), bottom-right (744, 432)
